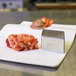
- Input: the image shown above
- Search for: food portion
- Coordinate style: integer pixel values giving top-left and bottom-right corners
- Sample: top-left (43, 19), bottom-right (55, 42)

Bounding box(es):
top-left (5, 17), bottom-right (54, 51)
top-left (6, 34), bottom-right (39, 51)
top-left (30, 17), bottom-right (54, 29)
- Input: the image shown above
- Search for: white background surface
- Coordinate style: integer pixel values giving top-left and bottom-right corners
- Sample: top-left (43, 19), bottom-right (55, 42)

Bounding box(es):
top-left (0, 21), bottom-right (75, 67)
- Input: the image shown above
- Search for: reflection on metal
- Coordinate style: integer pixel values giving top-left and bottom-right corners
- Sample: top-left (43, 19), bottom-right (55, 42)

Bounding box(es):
top-left (41, 26), bottom-right (76, 54)
top-left (42, 29), bottom-right (65, 53)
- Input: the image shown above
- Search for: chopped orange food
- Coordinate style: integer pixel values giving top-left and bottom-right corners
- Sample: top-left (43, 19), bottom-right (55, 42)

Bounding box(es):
top-left (6, 34), bottom-right (39, 51)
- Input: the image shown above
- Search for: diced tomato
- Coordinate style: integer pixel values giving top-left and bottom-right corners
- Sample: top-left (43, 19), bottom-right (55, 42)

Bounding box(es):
top-left (41, 17), bottom-right (47, 24)
top-left (6, 34), bottom-right (39, 51)
top-left (34, 45), bottom-right (39, 49)
top-left (6, 39), bottom-right (10, 48)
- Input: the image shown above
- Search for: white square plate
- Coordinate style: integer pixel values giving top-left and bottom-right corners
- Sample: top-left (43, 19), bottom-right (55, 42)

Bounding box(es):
top-left (0, 21), bottom-right (75, 67)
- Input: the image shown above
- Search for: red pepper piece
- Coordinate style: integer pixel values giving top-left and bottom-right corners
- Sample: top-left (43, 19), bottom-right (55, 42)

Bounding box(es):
top-left (47, 20), bottom-right (54, 27)
top-left (41, 17), bottom-right (47, 24)
top-left (45, 19), bottom-right (50, 27)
